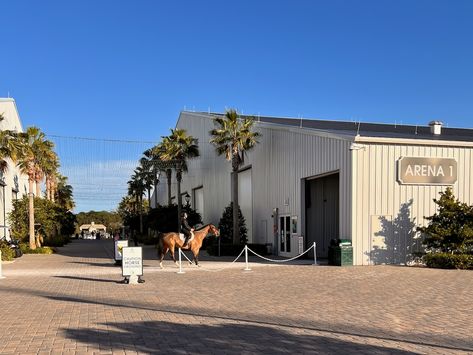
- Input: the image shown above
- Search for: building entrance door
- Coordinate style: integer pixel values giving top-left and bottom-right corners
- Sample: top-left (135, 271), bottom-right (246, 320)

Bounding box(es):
top-left (305, 172), bottom-right (339, 258)
top-left (279, 215), bottom-right (291, 253)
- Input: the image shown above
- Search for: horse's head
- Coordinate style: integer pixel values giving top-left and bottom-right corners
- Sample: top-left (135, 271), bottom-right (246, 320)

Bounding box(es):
top-left (209, 224), bottom-right (220, 237)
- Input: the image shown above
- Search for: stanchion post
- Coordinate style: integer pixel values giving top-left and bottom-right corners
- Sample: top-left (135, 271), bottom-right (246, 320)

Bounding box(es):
top-left (244, 245), bottom-right (251, 271)
top-left (313, 242), bottom-right (317, 265)
top-left (0, 250), bottom-right (5, 279)
top-left (177, 248), bottom-right (185, 274)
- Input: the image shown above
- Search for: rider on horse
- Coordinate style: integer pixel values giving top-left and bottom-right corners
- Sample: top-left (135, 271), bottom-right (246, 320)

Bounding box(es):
top-left (181, 212), bottom-right (194, 247)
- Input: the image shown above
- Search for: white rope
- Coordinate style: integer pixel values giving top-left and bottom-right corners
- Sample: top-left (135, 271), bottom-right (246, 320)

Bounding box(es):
top-left (181, 247), bottom-right (247, 272)
top-left (246, 244), bottom-right (315, 263)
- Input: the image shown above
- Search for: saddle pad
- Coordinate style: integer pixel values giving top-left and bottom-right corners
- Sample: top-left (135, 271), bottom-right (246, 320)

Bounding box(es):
top-left (179, 233), bottom-right (194, 243)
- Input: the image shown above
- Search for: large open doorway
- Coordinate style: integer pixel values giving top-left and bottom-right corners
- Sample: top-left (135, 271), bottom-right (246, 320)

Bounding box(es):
top-left (305, 172), bottom-right (339, 259)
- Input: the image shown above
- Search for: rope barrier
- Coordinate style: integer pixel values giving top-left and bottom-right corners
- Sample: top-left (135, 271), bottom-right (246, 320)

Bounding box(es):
top-left (176, 242), bottom-right (318, 274)
top-left (177, 247), bottom-right (247, 273)
top-left (246, 243), bottom-right (316, 263)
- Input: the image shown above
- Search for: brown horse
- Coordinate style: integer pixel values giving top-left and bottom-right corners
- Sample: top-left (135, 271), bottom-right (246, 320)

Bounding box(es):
top-left (157, 224), bottom-right (220, 268)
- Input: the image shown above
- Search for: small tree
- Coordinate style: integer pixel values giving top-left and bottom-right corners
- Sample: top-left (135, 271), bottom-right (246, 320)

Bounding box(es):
top-left (218, 202), bottom-right (248, 244)
top-left (418, 188), bottom-right (473, 254)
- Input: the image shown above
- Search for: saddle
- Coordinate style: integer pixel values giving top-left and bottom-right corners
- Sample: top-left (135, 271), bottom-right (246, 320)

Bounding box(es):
top-left (179, 232), bottom-right (194, 244)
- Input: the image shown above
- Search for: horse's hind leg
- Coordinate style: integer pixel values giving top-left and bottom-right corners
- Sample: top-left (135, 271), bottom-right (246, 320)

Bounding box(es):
top-left (159, 246), bottom-right (168, 269)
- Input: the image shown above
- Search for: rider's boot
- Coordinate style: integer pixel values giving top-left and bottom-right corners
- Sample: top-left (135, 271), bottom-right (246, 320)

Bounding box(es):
top-left (183, 236), bottom-right (190, 248)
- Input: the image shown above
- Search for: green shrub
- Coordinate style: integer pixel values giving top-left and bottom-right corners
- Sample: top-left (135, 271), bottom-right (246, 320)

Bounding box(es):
top-left (0, 241), bottom-right (15, 261)
top-left (423, 253), bottom-right (473, 270)
top-left (218, 203), bottom-right (248, 244)
top-left (19, 243), bottom-right (54, 255)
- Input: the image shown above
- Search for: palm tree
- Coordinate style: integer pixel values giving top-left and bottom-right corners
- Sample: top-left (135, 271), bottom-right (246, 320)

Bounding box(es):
top-left (139, 157), bottom-right (154, 207)
top-left (143, 147), bottom-right (163, 208)
top-left (159, 128), bottom-right (199, 225)
top-left (156, 137), bottom-right (175, 206)
top-left (128, 168), bottom-right (146, 234)
top-left (54, 174), bottom-right (74, 211)
top-left (0, 114), bottom-right (22, 173)
top-left (17, 126), bottom-right (55, 249)
top-left (209, 109), bottom-right (261, 244)
top-left (43, 151), bottom-right (59, 201)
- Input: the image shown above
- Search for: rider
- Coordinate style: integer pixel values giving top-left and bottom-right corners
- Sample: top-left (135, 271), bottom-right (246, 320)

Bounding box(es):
top-left (181, 212), bottom-right (194, 248)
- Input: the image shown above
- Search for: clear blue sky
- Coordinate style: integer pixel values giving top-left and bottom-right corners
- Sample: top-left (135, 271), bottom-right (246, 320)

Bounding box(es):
top-left (1, 0), bottom-right (472, 211)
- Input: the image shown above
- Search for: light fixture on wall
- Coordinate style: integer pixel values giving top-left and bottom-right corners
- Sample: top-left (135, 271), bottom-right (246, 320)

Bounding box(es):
top-left (184, 192), bottom-right (191, 207)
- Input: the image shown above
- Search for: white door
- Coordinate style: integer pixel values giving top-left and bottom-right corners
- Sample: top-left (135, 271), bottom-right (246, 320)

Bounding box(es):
top-left (238, 169), bottom-right (253, 243)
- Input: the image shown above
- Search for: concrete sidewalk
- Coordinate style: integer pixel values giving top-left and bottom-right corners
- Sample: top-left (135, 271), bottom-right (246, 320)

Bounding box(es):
top-left (0, 240), bottom-right (472, 354)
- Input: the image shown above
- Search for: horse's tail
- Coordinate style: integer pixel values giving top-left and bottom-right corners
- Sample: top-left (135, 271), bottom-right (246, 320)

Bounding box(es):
top-left (156, 231), bottom-right (164, 256)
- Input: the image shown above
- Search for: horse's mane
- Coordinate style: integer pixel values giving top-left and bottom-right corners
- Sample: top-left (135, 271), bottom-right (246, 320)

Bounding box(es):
top-left (194, 223), bottom-right (213, 231)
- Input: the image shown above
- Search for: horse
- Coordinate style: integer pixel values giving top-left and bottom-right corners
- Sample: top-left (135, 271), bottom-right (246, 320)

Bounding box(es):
top-left (157, 223), bottom-right (220, 268)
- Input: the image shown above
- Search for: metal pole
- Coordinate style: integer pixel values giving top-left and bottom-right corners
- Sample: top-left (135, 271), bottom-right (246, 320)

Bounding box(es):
top-left (313, 242), bottom-right (317, 265)
top-left (244, 245), bottom-right (251, 271)
top-left (0, 250), bottom-right (5, 279)
top-left (177, 248), bottom-right (185, 274)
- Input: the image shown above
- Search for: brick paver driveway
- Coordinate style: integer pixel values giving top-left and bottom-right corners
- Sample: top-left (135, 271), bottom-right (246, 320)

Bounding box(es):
top-left (0, 240), bottom-right (472, 354)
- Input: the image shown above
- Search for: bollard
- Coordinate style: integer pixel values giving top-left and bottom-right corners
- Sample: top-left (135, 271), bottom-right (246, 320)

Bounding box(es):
top-left (313, 242), bottom-right (317, 265)
top-left (0, 250), bottom-right (5, 279)
top-left (244, 245), bottom-right (251, 271)
top-left (177, 248), bottom-right (185, 274)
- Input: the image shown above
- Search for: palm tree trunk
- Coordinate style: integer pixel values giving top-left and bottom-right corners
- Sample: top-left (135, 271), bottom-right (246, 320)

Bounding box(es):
top-left (232, 170), bottom-right (239, 245)
top-left (154, 176), bottom-right (158, 208)
top-left (36, 181), bottom-right (41, 198)
top-left (147, 188), bottom-right (151, 207)
top-left (139, 196), bottom-right (143, 234)
top-left (166, 169), bottom-right (172, 206)
top-left (176, 167), bottom-right (182, 234)
top-left (28, 178), bottom-right (36, 250)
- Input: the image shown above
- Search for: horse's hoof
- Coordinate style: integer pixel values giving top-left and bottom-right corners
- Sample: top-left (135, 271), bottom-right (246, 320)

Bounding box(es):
top-left (197, 264), bottom-right (201, 268)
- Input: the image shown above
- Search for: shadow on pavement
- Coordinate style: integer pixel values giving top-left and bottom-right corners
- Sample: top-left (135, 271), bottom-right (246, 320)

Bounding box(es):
top-left (41, 293), bottom-right (471, 354)
top-left (54, 276), bottom-right (120, 283)
top-left (63, 320), bottom-right (416, 354)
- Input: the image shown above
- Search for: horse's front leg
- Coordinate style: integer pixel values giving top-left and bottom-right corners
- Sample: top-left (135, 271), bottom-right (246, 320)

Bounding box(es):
top-left (193, 249), bottom-right (200, 267)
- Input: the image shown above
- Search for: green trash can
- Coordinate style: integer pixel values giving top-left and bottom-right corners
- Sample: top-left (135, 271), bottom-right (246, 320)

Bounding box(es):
top-left (328, 239), bottom-right (353, 266)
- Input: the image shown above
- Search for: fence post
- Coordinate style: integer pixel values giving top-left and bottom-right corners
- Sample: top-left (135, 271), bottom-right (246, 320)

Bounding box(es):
top-left (177, 248), bottom-right (185, 274)
top-left (0, 250), bottom-right (5, 279)
top-left (244, 245), bottom-right (251, 271)
top-left (313, 242), bottom-right (317, 265)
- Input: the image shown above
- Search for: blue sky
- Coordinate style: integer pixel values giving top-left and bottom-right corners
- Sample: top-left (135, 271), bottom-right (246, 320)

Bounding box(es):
top-left (1, 0), bottom-right (472, 211)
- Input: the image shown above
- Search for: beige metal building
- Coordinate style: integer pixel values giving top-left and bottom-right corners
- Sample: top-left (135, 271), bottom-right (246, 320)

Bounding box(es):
top-left (153, 111), bottom-right (473, 265)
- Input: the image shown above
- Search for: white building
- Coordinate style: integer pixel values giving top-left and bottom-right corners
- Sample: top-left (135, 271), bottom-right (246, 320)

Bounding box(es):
top-left (153, 111), bottom-right (473, 265)
top-left (0, 98), bottom-right (30, 240)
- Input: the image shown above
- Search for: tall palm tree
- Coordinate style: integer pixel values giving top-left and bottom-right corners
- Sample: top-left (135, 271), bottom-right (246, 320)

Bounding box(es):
top-left (139, 157), bottom-right (154, 207)
top-left (17, 126), bottom-right (54, 249)
top-left (159, 128), bottom-right (199, 224)
top-left (0, 114), bottom-right (22, 173)
top-left (156, 137), bottom-right (175, 206)
top-left (54, 174), bottom-right (75, 211)
top-left (128, 168), bottom-right (146, 234)
top-left (209, 109), bottom-right (261, 244)
top-left (143, 147), bottom-right (162, 208)
top-left (43, 151), bottom-right (59, 201)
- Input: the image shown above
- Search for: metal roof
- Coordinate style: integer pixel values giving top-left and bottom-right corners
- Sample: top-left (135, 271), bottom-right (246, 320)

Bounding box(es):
top-left (194, 111), bottom-right (473, 143)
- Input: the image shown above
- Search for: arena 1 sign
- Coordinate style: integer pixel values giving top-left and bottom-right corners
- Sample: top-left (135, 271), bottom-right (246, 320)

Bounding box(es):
top-left (398, 157), bottom-right (457, 185)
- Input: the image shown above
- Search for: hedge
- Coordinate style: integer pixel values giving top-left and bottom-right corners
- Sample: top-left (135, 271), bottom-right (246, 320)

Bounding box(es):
top-left (423, 253), bottom-right (473, 270)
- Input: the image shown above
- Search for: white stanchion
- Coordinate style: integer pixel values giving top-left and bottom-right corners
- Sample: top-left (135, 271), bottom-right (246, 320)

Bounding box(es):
top-left (313, 242), bottom-right (318, 265)
top-left (0, 250), bottom-right (5, 279)
top-left (177, 248), bottom-right (185, 274)
top-left (244, 245), bottom-right (251, 271)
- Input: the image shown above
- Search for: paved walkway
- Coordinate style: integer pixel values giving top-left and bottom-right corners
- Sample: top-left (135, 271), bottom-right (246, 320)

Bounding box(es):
top-left (0, 240), bottom-right (472, 354)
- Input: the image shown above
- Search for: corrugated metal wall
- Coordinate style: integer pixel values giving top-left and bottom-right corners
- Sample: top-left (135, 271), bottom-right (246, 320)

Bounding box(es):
top-left (351, 142), bottom-right (473, 265)
top-left (155, 112), bottom-right (353, 257)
